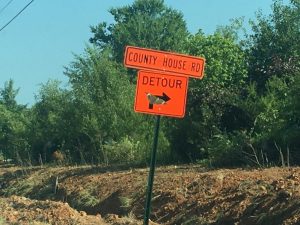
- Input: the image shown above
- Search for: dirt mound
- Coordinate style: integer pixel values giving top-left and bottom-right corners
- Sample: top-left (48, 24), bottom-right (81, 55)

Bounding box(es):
top-left (0, 195), bottom-right (145, 225)
top-left (0, 195), bottom-right (106, 225)
top-left (1, 165), bottom-right (300, 224)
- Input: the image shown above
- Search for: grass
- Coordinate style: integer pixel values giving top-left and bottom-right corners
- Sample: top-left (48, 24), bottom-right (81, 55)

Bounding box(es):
top-left (70, 189), bottom-right (100, 209)
top-left (119, 196), bottom-right (133, 215)
top-left (79, 190), bottom-right (99, 207)
top-left (0, 217), bottom-right (7, 225)
top-left (181, 216), bottom-right (209, 225)
top-left (119, 196), bottom-right (133, 209)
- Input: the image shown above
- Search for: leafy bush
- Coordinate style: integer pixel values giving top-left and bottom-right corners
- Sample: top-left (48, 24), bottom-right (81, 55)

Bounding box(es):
top-left (103, 136), bottom-right (141, 164)
top-left (207, 132), bottom-right (249, 167)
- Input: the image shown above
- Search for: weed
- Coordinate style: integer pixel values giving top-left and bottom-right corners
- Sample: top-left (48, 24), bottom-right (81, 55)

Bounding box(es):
top-left (182, 215), bottom-right (209, 225)
top-left (119, 196), bottom-right (132, 208)
top-left (0, 217), bottom-right (7, 225)
top-left (76, 189), bottom-right (99, 208)
top-left (119, 195), bottom-right (133, 214)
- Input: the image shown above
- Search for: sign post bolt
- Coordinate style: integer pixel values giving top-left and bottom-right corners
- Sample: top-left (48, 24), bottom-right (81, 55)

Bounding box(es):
top-left (143, 115), bottom-right (161, 225)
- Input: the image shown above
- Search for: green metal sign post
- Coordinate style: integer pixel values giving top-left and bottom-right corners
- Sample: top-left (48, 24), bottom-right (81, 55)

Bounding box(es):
top-left (143, 115), bottom-right (161, 225)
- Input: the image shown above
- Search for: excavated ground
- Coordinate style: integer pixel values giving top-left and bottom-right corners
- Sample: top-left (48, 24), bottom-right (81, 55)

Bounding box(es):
top-left (1, 163), bottom-right (300, 225)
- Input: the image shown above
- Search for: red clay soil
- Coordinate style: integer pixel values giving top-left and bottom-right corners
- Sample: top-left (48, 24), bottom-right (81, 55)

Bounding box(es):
top-left (0, 195), bottom-right (107, 225)
top-left (1, 164), bottom-right (300, 225)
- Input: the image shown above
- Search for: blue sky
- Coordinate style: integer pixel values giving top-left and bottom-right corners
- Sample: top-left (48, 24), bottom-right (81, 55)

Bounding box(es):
top-left (0, 0), bottom-right (286, 105)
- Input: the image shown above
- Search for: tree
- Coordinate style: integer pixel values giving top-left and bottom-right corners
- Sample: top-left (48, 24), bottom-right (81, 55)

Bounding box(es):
top-left (89, 0), bottom-right (186, 162)
top-left (228, 0), bottom-right (300, 166)
top-left (64, 47), bottom-right (144, 164)
top-left (89, 0), bottom-right (188, 63)
top-left (167, 30), bottom-right (248, 162)
top-left (248, 0), bottom-right (300, 91)
top-left (0, 81), bottom-right (29, 164)
top-left (29, 80), bottom-right (72, 163)
top-left (0, 79), bottom-right (20, 111)
top-left (282, 72), bottom-right (300, 163)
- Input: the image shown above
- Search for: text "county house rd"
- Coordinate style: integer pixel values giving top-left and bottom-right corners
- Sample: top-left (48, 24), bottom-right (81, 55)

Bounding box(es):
top-left (124, 46), bottom-right (205, 79)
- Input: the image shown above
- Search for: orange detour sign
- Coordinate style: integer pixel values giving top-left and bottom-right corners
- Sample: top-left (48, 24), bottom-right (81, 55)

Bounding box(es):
top-left (135, 70), bottom-right (188, 118)
top-left (124, 46), bottom-right (205, 79)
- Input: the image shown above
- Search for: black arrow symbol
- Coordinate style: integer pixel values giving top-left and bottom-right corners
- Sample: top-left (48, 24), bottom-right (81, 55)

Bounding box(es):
top-left (146, 92), bottom-right (171, 109)
top-left (157, 92), bottom-right (171, 102)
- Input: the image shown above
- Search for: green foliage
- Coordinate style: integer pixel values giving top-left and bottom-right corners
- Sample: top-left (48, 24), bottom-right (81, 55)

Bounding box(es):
top-left (243, 77), bottom-right (289, 160)
top-left (283, 72), bottom-right (300, 161)
top-left (0, 79), bottom-right (20, 111)
top-left (76, 189), bottom-right (100, 208)
top-left (0, 152), bottom-right (3, 161)
top-left (63, 46), bottom-right (148, 164)
top-left (0, 217), bottom-right (7, 225)
top-left (248, 0), bottom-right (300, 90)
top-left (186, 31), bottom-right (248, 87)
top-left (171, 1), bottom-right (300, 166)
top-left (288, 72), bottom-right (300, 121)
top-left (215, 17), bottom-right (246, 41)
top-left (119, 196), bottom-right (133, 210)
top-left (28, 80), bottom-right (72, 163)
top-left (167, 30), bottom-right (248, 162)
top-left (0, 81), bottom-right (30, 164)
top-left (66, 47), bottom-right (134, 134)
top-left (103, 136), bottom-right (141, 163)
top-left (1, 0), bottom-right (300, 168)
top-left (90, 0), bottom-right (188, 63)
top-left (207, 132), bottom-right (248, 167)
top-left (208, 75), bottom-right (293, 167)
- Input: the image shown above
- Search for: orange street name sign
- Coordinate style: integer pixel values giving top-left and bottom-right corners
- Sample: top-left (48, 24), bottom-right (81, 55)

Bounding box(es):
top-left (124, 46), bottom-right (205, 79)
top-left (135, 70), bottom-right (188, 118)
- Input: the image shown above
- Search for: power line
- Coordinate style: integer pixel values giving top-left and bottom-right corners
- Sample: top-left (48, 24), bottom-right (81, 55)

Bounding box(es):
top-left (0, 0), bottom-right (34, 32)
top-left (0, 0), bottom-right (14, 15)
